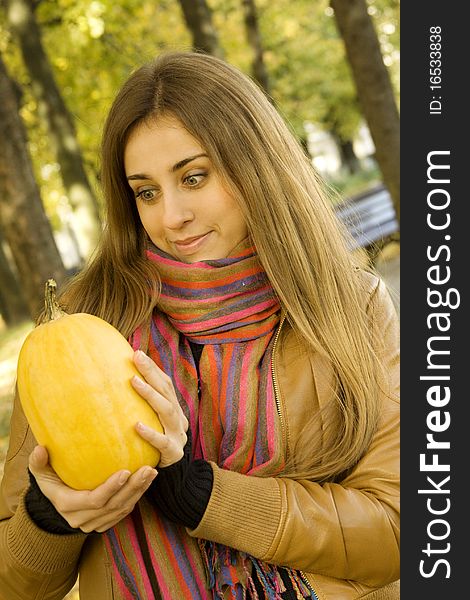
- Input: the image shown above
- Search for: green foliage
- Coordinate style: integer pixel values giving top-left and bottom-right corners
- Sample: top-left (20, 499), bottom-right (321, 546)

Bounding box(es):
top-left (327, 163), bottom-right (381, 202)
top-left (0, 0), bottom-right (399, 225)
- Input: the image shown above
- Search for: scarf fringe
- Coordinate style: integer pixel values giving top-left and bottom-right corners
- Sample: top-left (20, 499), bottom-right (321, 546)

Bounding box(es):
top-left (199, 540), bottom-right (316, 599)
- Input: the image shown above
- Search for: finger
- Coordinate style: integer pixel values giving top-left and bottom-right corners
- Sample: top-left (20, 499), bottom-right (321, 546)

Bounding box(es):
top-left (133, 351), bottom-right (179, 406)
top-left (136, 423), bottom-right (185, 467)
top-left (132, 352), bottom-right (189, 433)
top-left (28, 445), bottom-right (50, 473)
top-left (53, 469), bottom-right (132, 513)
top-left (106, 466), bottom-right (157, 506)
top-left (70, 467), bottom-right (157, 532)
top-left (81, 511), bottom-right (136, 534)
top-left (28, 446), bottom-right (63, 489)
top-left (131, 375), bottom-right (184, 426)
top-left (136, 421), bottom-right (185, 454)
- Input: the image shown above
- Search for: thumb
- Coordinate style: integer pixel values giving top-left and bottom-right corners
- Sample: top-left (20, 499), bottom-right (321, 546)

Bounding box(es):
top-left (28, 445), bottom-right (63, 495)
top-left (28, 445), bottom-right (49, 473)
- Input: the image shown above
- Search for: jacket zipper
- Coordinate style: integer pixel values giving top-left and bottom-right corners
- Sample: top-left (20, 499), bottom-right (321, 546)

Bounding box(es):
top-left (271, 313), bottom-right (287, 451)
top-left (299, 572), bottom-right (320, 599)
top-left (271, 314), bottom-right (319, 600)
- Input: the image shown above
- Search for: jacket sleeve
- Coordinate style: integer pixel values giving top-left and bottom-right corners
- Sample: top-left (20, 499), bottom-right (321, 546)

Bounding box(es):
top-left (0, 390), bottom-right (87, 600)
top-left (189, 276), bottom-right (400, 588)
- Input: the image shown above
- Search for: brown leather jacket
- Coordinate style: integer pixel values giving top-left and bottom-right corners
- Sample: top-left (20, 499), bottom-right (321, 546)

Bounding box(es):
top-left (0, 272), bottom-right (400, 600)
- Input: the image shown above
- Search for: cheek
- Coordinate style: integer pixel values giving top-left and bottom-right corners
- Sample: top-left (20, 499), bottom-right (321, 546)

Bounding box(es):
top-left (136, 206), bottom-right (163, 238)
top-left (224, 204), bottom-right (248, 235)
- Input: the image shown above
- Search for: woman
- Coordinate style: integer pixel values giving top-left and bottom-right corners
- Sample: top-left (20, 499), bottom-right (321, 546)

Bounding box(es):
top-left (0, 51), bottom-right (399, 599)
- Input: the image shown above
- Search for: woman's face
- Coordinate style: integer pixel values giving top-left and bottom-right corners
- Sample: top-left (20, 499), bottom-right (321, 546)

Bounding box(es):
top-left (124, 115), bottom-right (248, 263)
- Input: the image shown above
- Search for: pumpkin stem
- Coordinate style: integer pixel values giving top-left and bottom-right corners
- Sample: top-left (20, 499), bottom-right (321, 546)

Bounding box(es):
top-left (44, 279), bottom-right (66, 322)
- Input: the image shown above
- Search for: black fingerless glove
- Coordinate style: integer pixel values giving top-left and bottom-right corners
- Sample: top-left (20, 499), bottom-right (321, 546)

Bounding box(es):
top-left (25, 470), bottom-right (82, 535)
top-left (147, 433), bottom-right (213, 530)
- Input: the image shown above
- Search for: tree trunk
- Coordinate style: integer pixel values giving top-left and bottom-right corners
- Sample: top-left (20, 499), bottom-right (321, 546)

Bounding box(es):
top-left (340, 139), bottom-right (360, 174)
top-left (0, 228), bottom-right (30, 326)
top-left (241, 0), bottom-right (271, 97)
top-left (3, 0), bottom-right (102, 261)
top-left (0, 53), bottom-right (67, 321)
top-left (177, 0), bottom-right (224, 58)
top-left (330, 0), bottom-right (400, 222)
top-left (331, 129), bottom-right (360, 174)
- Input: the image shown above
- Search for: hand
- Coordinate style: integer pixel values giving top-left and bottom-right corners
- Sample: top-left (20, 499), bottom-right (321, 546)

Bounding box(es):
top-left (28, 445), bottom-right (157, 533)
top-left (131, 350), bottom-right (189, 468)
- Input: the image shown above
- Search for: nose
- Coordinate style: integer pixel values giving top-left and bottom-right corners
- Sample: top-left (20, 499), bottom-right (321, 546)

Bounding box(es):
top-left (161, 193), bottom-right (194, 230)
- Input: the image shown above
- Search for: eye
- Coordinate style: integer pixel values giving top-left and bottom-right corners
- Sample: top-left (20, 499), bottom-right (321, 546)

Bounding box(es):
top-left (135, 188), bottom-right (158, 203)
top-left (183, 173), bottom-right (206, 187)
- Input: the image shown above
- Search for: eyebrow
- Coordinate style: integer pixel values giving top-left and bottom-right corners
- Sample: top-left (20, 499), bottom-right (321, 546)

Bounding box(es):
top-left (126, 153), bottom-right (208, 181)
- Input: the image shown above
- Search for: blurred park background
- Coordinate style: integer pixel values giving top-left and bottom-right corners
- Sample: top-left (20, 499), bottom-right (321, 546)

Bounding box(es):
top-left (0, 1), bottom-right (399, 595)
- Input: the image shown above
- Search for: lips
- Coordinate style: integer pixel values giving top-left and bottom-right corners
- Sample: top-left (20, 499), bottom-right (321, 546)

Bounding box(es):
top-left (172, 232), bottom-right (211, 255)
top-left (174, 234), bottom-right (207, 246)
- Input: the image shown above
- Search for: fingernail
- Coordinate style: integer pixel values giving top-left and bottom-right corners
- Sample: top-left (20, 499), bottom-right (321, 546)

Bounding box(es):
top-left (132, 375), bottom-right (145, 388)
top-left (119, 471), bottom-right (131, 485)
top-left (136, 350), bottom-right (149, 364)
top-left (142, 468), bottom-right (156, 483)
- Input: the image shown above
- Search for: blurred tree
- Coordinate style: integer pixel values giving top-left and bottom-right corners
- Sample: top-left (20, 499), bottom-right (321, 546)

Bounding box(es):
top-left (26, 0), bottom-right (190, 181)
top-left (330, 0), bottom-right (400, 220)
top-left (0, 53), bottom-right (67, 321)
top-left (248, 1), bottom-right (353, 135)
top-left (332, 128), bottom-right (360, 174)
top-left (2, 0), bottom-right (102, 261)
top-left (241, 0), bottom-right (271, 96)
top-left (177, 0), bottom-right (224, 58)
top-left (0, 0), bottom-right (399, 235)
top-left (0, 228), bottom-right (29, 325)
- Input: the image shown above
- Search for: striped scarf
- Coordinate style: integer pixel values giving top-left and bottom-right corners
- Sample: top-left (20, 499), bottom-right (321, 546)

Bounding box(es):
top-left (104, 240), bottom-right (315, 599)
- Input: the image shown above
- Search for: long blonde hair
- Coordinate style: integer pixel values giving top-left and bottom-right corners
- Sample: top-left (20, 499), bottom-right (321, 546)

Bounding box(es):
top-left (61, 51), bottom-right (384, 481)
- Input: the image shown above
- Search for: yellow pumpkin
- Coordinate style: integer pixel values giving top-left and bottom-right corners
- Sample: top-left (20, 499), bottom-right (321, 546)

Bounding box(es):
top-left (16, 279), bottom-right (163, 490)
